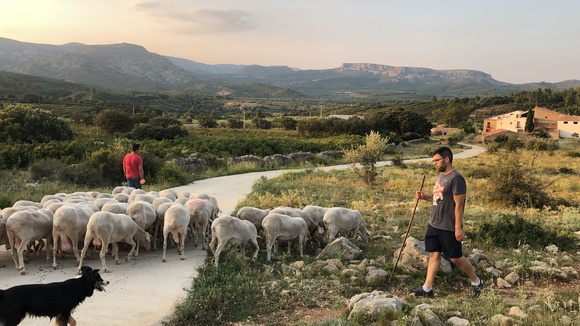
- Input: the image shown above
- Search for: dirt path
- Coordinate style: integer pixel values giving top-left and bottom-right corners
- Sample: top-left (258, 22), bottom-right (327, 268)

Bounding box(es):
top-left (0, 144), bottom-right (484, 325)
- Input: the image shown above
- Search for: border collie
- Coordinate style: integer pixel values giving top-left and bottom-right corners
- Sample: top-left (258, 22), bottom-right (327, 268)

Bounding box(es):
top-left (0, 266), bottom-right (108, 326)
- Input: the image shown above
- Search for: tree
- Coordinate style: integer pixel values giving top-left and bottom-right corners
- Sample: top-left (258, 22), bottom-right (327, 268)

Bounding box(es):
top-left (0, 104), bottom-right (73, 143)
top-left (344, 131), bottom-right (386, 186)
top-left (94, 109), bottom-right (134, 134)
top-left (524, 107), bottom-right (535, 133)
top-left (525, 138), bottom-right (558, 167)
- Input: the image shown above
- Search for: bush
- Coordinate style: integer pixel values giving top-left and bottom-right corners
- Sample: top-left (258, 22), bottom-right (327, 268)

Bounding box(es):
top-left (57, 162), bottom-right (104, 188)
top-left (156, 163), bottom-right (190, 186)
top-left (28, 158), bottom-right (65, 181)
top-left (166, 251), bottom-right (274, 325)
top-left (467, 215), bottom-right (576, 251)
top-left (487, 152), bottom-right (550, 208)
top-left (0, 104), bottom-right (74, 143)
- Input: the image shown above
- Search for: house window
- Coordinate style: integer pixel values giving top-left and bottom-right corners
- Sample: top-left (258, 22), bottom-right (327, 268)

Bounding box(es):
top-left (486, 122), bottom-right (490, 128)
top-left (517, 122), bottom-right (521, 128)
top-left (564, 121), bottom-right (569, 124)
top-left (575, 122), bottom-right (578, 125)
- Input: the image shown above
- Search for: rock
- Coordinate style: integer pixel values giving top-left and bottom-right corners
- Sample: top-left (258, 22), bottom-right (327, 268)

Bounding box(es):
top-left (467, 250), bottom-right (486, 265)
top-left (393, 237), bottom-right (452, 273)
top-left (545, 244), bottom-right (559, 254)
top-left (341, 268), bottom-right (359, 277)
top-left (504, 272), bottom-right (520, 285)
top-left (365, 267), bottom-right (388, 283)
top-left (560, 255), bottom-right (574, 266)
top-left (317, 237), bottom-right (362, 260)
top-left (508, 306), bottom-right (528, 319)
top-left (486, 267), bottom-right (502, 278)
top-left (289, 260), bottom-right (304, 269)
top-left (447, 316), bottom-right (470, 326)
top-left (415, 308), bottom-right (444, 326)
top-left (282, 264), bottom-right (297, 275)
top-left (560, 315), bottom-right (573, 326)
top-left (497, 278), bottom-right (512, 288)
top-left (326, 258), bottom-right (344, 269)
top-left (348, 291), bottom-right (405, 320)
top-left (322, 264), bottom-right (341, 275)
top-left (562, 267), bottom-right (578, 279)
top-left (491, 314), bottom-right (516, 325)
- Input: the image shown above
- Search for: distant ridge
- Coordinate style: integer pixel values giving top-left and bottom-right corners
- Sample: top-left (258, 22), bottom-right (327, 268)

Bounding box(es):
top-left (0, 37), bottom-right (579, 98)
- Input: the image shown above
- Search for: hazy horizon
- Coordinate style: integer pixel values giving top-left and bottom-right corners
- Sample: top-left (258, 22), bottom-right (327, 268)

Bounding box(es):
top-left (1, 1), bottom-right (578, 84)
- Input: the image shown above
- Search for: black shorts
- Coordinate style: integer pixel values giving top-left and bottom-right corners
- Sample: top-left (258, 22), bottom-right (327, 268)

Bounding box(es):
top-left (425, 224), bottom-right (463, 259)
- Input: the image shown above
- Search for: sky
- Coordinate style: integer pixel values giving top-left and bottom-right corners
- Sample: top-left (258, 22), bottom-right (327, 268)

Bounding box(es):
top-left (1, 1), bottom-right (579, 84)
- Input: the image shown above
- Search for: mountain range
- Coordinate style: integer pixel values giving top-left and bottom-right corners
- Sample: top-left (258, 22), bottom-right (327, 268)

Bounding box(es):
top-left (1, 37), bottom-right (579, 100)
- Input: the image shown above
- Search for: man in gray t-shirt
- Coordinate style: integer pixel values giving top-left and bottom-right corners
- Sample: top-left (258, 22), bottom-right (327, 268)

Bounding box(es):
top-left (412, 146), bottom-right (484, 298)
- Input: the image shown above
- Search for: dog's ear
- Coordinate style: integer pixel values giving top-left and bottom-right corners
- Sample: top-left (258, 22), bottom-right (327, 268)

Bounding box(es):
top-left (80, 266), bottom-right (92, 276)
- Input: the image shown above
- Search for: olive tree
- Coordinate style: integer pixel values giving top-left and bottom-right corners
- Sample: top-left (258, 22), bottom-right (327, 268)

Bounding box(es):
top-left (344, 131), bottom-right (386, 186)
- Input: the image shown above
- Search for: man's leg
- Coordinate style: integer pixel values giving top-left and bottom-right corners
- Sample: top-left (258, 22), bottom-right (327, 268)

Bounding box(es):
top-left (450, 256), bottom-right (478, 282)
top-left (424, 251), bottom-right (441, 289)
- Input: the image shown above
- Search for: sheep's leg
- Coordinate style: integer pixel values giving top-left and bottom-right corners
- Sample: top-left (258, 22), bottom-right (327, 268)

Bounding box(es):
top-left (287, 240), bottom-right (292, 256)
top-left (16, 237), bottom-right (31, 274)
top-left (162, 228), bottom-right (169, 262)
top-left (44, 237), bottom-right (52, 263)
top-left (99, 240), bottom-right (109, 273)
top-left (298, 235), bottom-right (305, 258)
top-left (178, 230), bottom-right (186, 260)
top-left (214, 238), bottom-right (228, 267)
top-left (153, 220), bottom-right (160, 251)
top-left (251, 238), bottom-right (259, 261)
top-left (77, 232), bottom-right (94, 274)
top-left (52, 229), bottom-right (60, 269)
top-left (125, 237), bottom-right (137, 261)
top-left (265, 233), bottom-right (275, 262)
top-left (112, 242), bottom-right (120, 264)
top-left (71, 233), bottom-right (81, 262)
top-left (209, 232), bottom-right (217, 255)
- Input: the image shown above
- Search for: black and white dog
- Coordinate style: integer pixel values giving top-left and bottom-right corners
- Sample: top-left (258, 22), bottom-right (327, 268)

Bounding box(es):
top-left (0, 266), bottom-right (108, 326)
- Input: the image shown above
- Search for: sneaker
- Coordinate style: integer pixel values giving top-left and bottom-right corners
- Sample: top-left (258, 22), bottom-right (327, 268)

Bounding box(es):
top-left (411, 286), bottom-right (434, 298)
top-left (471, 278), bottom-right (484, 298)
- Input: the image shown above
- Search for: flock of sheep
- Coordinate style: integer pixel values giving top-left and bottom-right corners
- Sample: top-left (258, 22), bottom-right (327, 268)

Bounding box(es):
top-left (0, 186), bottom-right (370, 274)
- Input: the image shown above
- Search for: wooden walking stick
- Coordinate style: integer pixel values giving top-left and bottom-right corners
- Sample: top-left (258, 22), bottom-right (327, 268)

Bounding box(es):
top-left (389, 175), bottom-right (426, 282)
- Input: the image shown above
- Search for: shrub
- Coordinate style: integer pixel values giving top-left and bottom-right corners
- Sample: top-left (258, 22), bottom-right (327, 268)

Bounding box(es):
top-left (487, 152), bottom-right (550, 208)
top-left (166, 251), bottom-right (274, 325)
top-left (156, 163), bottom-right (190, 186)
top-left (57, 162), bottom-right (104, 188)
top-left (0, 104), bottom-right (74, 143)
top-left (467, 215), bottom-right (576, 251)
top-left (28, 158), bottom-right (65, 181)
top-left (94, 109), bottom-right (134, 134)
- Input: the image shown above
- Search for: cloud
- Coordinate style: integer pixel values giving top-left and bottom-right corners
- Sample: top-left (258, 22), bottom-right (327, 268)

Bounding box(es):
top-left (132, 1), bottom-right (162, 11)
top-left (163, 8), bottom-right (257, 34)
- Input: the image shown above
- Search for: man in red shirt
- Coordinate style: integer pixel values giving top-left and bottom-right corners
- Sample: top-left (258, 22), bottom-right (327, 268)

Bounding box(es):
top-left (123, 144), bottom-right (145, 189)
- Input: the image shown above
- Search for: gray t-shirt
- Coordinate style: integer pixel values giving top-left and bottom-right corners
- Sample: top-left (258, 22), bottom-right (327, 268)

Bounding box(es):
top-left (428, 170), bottom-right (466, 232)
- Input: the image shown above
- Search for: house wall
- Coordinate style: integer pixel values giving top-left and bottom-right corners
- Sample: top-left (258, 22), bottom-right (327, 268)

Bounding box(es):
top-left (558, 116), bottom-right (580, 138)
top-left (493, 111), bottom-right (527, 133)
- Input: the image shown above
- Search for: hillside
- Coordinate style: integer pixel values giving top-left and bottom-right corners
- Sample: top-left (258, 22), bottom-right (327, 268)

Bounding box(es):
top-left (1, 37), bottom-right (580, 100)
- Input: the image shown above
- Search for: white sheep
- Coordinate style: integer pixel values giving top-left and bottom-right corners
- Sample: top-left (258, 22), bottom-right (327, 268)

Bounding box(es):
top-left (6, 209), bottom-right (54, 274)
top-left (323, 207), bottom-right (369, 243)
top-left (78, 211), bottom-right (151, 273)
top-left (154, 202), bottom-right (174, 251)
top-left (184, 198), bottom-right (214, 250)
top-left (210, 215), bottom-right (259, 267)
top-left (52, 204), bottom-right (98, 268)
top-left (126, 200), bottom-right (157, 256)
top-left (236, 206), bottom-right (270, 232)
top-left (261, 212), bottom-right (308, 261)
top-left (190, 193), bottom-right (220, 220)
top-left (302, 205), bottom-right (328, 228)
top-left (101, 202), bottom-right (128, 214)
top-left (162, 204), bottom-right (190, 262)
